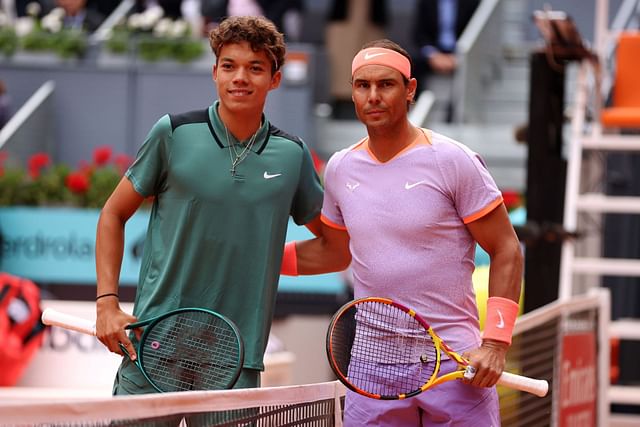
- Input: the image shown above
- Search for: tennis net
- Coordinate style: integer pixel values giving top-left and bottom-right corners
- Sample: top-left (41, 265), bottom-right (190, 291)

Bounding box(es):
top-left (0, 290), bottom-right (609, 426)
top-left (499, 289), bottom-right (609, 427)
top-left (0, 380), bottom-right (346, 427)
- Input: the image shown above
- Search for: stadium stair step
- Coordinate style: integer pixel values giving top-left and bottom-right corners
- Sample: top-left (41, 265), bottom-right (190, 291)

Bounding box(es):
top-left (609, 319), bottom-right (640, 341)
top-left (575, 194), bottom-right (640, 214)
top-left (610, 413), bottom-right (640, 427)
top-left (571, 258), bottom-right (640, 276)
top-left (609, 385), bottom-right (640, 406)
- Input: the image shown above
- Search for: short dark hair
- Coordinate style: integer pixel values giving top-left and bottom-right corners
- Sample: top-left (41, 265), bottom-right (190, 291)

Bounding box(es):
top-left (360, 38), bottom-right (413, 82)
top-left (209, 16), bottom-right (286, 74)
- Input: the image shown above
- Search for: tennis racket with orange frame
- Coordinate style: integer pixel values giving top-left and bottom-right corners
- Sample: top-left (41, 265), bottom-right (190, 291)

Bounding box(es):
top-left (326, 297), bottom-right (548, 400)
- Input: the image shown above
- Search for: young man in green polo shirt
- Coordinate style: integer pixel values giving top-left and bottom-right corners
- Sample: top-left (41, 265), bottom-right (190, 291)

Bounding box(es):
top-left (94, 15), bottom-right (323, 395)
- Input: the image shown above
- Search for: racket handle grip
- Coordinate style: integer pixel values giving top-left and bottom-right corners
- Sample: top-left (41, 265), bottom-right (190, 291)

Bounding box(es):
top-left (41, 308), bottom-right (97, 336)
top-left (498, 371), bottom-right (549, 397)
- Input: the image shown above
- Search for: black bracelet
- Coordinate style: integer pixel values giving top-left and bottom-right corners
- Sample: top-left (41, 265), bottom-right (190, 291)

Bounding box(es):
top-left (96, 292), bottom-right (119, 301)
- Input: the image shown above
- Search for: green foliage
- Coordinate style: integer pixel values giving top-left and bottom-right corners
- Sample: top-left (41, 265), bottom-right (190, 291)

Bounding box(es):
top-left (0, 27), bottom-right (18, 57)
top-left (137, 35), bottom-right (173, 62)
top-left (135, 36), bottom-right (205, 63)
top-left (53, 29), bottom-right (87, 59)
top-left (105, 21), bottom-right (205, 64)
top-left (0, 168), bottom-right (27, 205)
top-left (0, 149), bottom-right (133, 208)
top-left (20, 29), bottom-right (56, 52)
top-left (84, 166), bottom-right (122, 208)
top-left (171, 38), bottom-right (205, 63)
top-left (104, 28), bottom-right (130, 55)
top-left (16, 27), bottom-right (88, 59)
top-left (0, 164), bottom-right (73, 206)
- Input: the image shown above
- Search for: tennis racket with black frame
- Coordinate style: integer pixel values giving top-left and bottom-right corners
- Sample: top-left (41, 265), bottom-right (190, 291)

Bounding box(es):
top-left (42, 307), bottom-right (244, 393)
top-left (326, 297), bottom-right (548, 400)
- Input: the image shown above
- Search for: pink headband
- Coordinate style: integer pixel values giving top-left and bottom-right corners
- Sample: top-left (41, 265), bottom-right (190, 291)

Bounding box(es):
top-left (351, 47), bottom-right (411, 79)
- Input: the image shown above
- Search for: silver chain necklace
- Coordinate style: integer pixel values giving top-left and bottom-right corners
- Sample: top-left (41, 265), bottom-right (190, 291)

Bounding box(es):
top-left (225, 125), bottom-right (258, 177)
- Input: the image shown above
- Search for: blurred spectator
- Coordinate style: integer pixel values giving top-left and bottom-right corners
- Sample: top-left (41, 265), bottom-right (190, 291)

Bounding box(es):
top-left (3, 0), bottom-right (40, 18)
top-left (135, 0), bottom-right (182, 19)
top-left (58, 0), bottom-right (105, 31)
top-left (261, 0), bottom-right (303, 41)
top-left (200, 0), bottom-right (303, 40)
top-left (89, 0), bottom-right (121, 18)
top-left (0, 80), bottom-right (10, 129)
top-left (37, 0), bottom-right (106, 31)
top-left (1, 0), bottom-right (15, 18)
top-left (132, 0), bottom-right (203, 36)
top-left (411, 0), bottom-right (479, 121)
top-left (201, 0), bottom-right (263, 33)
top-left (6, 0), bottom-right (104, 23)
top-left (325, 0), bottom-right (387, 119)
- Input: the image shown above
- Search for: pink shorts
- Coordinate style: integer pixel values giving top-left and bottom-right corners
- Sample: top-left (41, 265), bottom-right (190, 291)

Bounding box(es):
top-left (343, 359), bottom-right (500, 426)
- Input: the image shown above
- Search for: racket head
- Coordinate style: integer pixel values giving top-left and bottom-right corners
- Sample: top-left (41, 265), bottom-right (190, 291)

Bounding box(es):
top-left (132, 308), bottom-right (244, 392)
top-left (326, 297), bottom-right (442, 400)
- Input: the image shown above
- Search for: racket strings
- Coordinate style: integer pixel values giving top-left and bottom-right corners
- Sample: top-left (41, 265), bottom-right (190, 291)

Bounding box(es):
top-left (331, 301), bottom-right (438, 397)
top-left (140, 311), bottom-right (241, 392)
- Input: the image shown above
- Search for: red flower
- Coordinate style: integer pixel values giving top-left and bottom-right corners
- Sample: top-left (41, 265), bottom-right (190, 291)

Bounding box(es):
top-left (0, 151), bottom-right (7, 176)
top-left (502, 190), bottom-right (522, 211)
top-left (27, 153), bottom-right (51, 178)
top-left (65, 171), bottom-right (90, 194)
top-left (93, 146), bottom-right (112, 166)
top-left (114, 153), bottom-right (133, 175)
top-left (310, 149), bottom-right (325, 175)
top-left (77, 160), bottom-right (93, 175)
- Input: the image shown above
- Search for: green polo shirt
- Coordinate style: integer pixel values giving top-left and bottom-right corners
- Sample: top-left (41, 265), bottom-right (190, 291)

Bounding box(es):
top-left (120, 101), bottom-right (322, 385)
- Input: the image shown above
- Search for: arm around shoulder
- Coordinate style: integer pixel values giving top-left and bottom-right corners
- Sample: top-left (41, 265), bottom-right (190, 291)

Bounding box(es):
top-left (283, 220), bottom-right (351, 276)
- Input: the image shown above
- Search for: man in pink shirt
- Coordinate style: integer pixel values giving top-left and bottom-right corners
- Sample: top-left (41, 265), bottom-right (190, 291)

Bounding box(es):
top-left (282, 39), bottom-right (523, 425)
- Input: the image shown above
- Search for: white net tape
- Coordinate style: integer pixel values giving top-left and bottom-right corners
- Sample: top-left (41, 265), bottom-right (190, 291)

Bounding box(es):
top-left (0, 381), bottom-right (346, 427)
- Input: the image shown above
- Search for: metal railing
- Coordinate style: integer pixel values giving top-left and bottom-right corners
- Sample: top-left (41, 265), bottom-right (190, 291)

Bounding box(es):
top-left (90, 0), bottom-right (135, 43)
top-left (451, 0), bottom-right (503, 124)
top-left (408, 90), bottom-right (435, 127)
top-left (0, 81), bottom-right (56, 164)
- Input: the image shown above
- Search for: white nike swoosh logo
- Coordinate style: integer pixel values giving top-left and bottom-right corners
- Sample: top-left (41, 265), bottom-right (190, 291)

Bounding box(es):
top-left (496, 310), bottom-right (505, 329)
top-left (404, 181), bottom-right (427, 190)
top-left (263, 172), bottom-right (282, 179)
top-left (364, 52), bottom-right (386, 60)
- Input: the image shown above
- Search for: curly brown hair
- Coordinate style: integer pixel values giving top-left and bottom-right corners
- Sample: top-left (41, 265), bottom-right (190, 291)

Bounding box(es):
top-left (209, 16), bottom-right (286, 75)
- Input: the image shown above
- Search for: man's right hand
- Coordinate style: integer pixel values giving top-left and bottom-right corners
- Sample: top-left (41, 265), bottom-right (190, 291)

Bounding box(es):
top-left (96, 298), bottom-right (139, 360)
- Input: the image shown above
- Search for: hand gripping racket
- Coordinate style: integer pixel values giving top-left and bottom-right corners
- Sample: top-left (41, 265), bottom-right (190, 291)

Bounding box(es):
top-left (326, 297), bottom-right (548, 400)
top-left (42, 307), bottom-right (244, 392)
